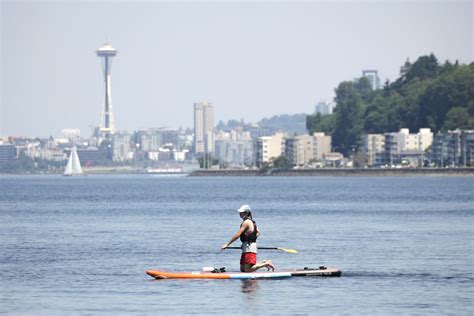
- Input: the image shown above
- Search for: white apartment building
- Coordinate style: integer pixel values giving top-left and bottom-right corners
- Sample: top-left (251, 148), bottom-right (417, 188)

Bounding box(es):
top-left (362, 134), bottom-right (385, 166)
top-left (312, 133), bottom-right (332, 161)
top-left (256, 133), bottom-right (284, 167)
top-left (362, 129), bottom-right (432, 166)
top-left (385, 128), bottom-right (433, 166)
top-left (397, 128), bottom-right (433, 151)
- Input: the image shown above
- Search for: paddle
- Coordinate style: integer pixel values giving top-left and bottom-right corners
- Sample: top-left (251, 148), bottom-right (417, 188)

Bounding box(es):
top-left (225, 246), bottom-right (298, 254)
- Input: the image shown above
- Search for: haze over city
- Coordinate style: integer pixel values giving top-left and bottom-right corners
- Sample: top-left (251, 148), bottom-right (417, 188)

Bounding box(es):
top-left (1, 0), bottom-right (473, 138)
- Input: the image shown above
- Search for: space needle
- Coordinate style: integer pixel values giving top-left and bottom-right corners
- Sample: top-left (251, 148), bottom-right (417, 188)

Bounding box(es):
top-left (96, 43), bottom-right (117, 138)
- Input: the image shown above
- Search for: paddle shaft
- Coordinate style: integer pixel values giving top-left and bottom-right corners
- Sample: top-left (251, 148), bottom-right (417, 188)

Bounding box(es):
top-left (225, 246), bottom-right (298, 253)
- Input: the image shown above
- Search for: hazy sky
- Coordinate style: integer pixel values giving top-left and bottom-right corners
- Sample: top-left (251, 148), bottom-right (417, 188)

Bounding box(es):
top-left (1, 0), bottom-right (473, 138)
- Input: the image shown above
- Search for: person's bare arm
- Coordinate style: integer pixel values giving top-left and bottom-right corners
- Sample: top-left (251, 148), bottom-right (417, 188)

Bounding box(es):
top-left (221, 221), bottom-right (250, 249)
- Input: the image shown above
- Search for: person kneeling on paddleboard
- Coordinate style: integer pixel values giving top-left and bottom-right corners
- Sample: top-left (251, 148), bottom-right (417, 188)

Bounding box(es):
top-left (221, 205), bottom-right (275, 272)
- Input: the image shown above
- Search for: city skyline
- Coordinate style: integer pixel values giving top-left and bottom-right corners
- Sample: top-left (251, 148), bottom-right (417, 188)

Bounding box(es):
top-left (1, 1), bottom-right (473, 138)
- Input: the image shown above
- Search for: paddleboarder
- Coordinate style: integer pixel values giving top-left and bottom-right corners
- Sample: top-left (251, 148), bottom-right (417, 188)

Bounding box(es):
top-left (221, 205), bottom-right (275, 272)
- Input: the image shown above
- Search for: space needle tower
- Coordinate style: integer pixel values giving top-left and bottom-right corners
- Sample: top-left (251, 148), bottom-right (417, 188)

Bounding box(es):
top-left (96, 43), bottom-right (117, 138)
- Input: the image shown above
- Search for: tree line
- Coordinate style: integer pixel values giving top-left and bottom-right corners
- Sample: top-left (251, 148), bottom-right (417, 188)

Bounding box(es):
top-left (307, 54), bottom-right (474, 156)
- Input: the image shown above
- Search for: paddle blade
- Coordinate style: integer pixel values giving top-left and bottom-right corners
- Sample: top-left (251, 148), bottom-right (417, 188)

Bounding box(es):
top-left (277, 247), bottom-right (298, 254)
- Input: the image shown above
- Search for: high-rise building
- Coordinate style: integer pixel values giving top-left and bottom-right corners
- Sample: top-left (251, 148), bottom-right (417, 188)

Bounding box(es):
top-left (96, 43), bottom-right (118, 139)
top-left (314, 101), bottom-right (333, 115)
top-left (362, 70), bottom-right (381, 90)
top-left (194, 101), bottom-right (214, 155)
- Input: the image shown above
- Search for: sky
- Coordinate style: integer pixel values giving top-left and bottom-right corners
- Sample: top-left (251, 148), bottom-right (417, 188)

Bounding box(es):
top-left (1, 0), bottom-right (473, 138)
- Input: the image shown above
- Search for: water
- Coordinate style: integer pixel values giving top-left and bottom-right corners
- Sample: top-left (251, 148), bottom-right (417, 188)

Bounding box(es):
top-left (1, 175), bottom-right (473, 315)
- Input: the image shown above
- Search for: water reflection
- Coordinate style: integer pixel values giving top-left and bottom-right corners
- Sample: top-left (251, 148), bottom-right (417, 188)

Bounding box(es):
top-left (241, 279), bottom-right (259, 294)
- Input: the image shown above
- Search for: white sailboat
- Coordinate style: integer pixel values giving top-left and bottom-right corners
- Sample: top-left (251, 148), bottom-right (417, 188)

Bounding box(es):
top-left (64, 146), bottom-right (83, 176)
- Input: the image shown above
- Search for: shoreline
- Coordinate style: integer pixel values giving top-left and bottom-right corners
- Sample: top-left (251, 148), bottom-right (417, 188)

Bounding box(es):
top-left (2, 167), bottom-right (473, 176)
top-left (189, 168), bottom-right (474, 177)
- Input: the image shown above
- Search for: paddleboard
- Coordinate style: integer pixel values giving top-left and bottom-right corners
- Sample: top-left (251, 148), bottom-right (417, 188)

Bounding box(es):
top-left (146, 267), bottom-right (341, 279)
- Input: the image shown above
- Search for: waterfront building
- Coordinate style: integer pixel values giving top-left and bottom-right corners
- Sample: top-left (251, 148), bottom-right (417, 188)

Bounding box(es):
top-left (96, 43), bottom-right (118, 139)
top-left (76, 148), bottom-right (102, 166)
top-left (173, 149), bottom-right (189, 162)
top-left (134, 129), bottom-right (180, 154)
top-left (312, 133), bottom-right (332, 161)
top-left (0, 144), bottom-right (16, 162)
top-left (38, 148), bottom-right (67, 161)
top-left (137, 130), bottom-right (161, 152)
top-left (178, 129), bottom-right (194, 151)
top-left (323, 152), bottom-right (344, 167)
top-left (159, 130), bottom-right (179, 148)
top-left (249, 126), bottom-right (278, 140)
top-left (61, 129), bottom-right (81, 144)
top-left (384, 128), bottom-right (432, 166)
top-left (214, 130), bottom-right (253, 166)
top-left (285, 134), bottom-right (313, 167)
top-left (23, 140), bottom-right (42, 159)
top-left (194, 101), bottom-right (214, 155)
top-left (112, 133), bottom-right (131, 162)
top-left (362, 134), bottom-right (385, 166)
top-left (255, 133), bottom-right (284, 167)
top-left (418, 128), bottom-right (433, 151)
top-left (461, 130), bottom-right (474, 166)
top-left (284, 133), bottom-right (331, 167)
top-left (431, 129), bottom-right (474, 167)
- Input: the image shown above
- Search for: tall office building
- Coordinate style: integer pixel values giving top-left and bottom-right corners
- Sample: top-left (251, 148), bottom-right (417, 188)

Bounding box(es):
top-left (314, 101), bottom-right (333, 115)
top-left (362, 70), bottom-right (381, 90)
top-left (194, 101), bottom-right (214, 155)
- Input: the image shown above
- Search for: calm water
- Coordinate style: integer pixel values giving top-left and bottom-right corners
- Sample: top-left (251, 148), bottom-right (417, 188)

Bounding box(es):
top-left (1, 175), bottom-right (473, 315)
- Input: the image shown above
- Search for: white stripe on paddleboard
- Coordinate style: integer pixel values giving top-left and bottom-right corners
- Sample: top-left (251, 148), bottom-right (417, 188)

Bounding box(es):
top-left (229, 272), bottom-right (292, 279)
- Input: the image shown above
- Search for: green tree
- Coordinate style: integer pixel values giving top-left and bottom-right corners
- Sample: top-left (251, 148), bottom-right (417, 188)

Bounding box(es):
top-left (364, 97), bottom-right (388, 133)
top-left (98, 139), bottom-right (113, 161)
top-left (197, 154), bottom-right (218, 169)
top-left (354, 76), bottom-right (374, 103)
top-left (404, 53), bottom-right (440, 82)
top-left (272, 155), bottom-right (293, 171)
top-left (332, 81), bottom-right (364, 155)
top-left (417, 64), bottom-right (474, 131)
top-left (442, 107), bottom-right (473, 131)
top-left (306, 113), bottom-right (335, 135)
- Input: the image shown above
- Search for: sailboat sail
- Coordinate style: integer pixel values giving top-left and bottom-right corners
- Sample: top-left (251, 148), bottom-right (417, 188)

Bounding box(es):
top-left (64, 146), bottom-right (83, 176)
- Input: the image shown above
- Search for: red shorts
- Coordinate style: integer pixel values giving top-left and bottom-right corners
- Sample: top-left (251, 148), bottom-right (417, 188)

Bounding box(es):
top-left (240, 252), bottom-right (257, 265)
